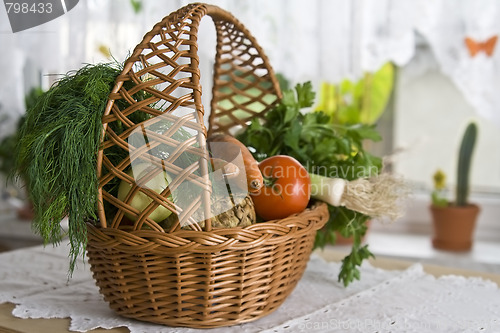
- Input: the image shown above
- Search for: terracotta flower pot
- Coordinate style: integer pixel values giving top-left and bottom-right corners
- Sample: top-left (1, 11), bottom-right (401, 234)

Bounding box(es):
top-left (16, 200), bottom-right (34, 221)
top-left (430, 204), bottom-right (480, 252)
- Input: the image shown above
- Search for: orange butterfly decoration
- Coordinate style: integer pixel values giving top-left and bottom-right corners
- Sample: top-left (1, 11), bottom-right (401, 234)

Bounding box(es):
top-left (464, 35), bottom-right (498, 57)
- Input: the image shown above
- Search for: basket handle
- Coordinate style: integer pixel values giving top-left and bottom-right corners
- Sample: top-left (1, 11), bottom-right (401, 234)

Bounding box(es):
top-left (206, 4), bottom-right (283, 135)
top-left (97, 3), bottom-right (281, 232)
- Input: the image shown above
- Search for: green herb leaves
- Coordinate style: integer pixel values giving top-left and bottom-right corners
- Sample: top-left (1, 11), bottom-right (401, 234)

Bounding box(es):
top-left (16, 63), bottom-right (123, 274)
top-left (238, 82), bottom-right (382, 179)
top-left (238, 81), bottom-right (383, 286)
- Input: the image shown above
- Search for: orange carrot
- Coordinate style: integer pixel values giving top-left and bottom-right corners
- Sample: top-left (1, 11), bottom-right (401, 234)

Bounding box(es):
top-left (207, 134), bottom-right (264, 192)
top-left (209, 157), bottom-right (239, 179)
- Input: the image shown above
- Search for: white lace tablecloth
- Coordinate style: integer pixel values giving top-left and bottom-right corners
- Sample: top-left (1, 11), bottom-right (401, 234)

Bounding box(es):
top-left (1, 245), bottom-right (500, 333)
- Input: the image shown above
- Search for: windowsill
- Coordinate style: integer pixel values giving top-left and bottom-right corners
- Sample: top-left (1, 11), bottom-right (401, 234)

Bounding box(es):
top-left (331, 190), bottom-right (500, 275)
top-left (331, 231), bottom-right (500, 275)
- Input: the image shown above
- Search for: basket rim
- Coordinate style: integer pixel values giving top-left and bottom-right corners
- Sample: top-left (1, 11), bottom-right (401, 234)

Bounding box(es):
top-left (87, 202), bottom-right (328, 253)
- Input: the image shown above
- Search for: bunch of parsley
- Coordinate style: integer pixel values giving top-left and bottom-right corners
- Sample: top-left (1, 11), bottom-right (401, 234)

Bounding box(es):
top-left (237, 82), bottom-right (382, 286)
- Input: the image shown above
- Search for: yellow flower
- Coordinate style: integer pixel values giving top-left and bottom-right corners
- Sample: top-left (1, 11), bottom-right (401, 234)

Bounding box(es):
top-left (433, 169), bottom-right (446, 190)
top-left (98, 44), bottom-right (111, 59)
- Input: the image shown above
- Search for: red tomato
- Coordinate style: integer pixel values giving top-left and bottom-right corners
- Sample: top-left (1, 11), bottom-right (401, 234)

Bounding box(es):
top-left (251, 155), bottom-right (311, 220)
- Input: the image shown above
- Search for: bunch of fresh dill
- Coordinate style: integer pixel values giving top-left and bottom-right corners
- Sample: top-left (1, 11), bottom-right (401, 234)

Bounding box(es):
top-left (16, 63), bottom-right (123, 273)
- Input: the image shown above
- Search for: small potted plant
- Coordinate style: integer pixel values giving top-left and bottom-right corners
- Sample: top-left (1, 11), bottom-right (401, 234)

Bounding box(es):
top-left (430, 122), bottom-right (480, 251)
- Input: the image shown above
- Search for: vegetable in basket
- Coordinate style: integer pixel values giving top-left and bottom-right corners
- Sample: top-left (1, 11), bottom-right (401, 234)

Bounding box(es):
top-left (309, 172), bottom-right (405, 221)
top-left (159, 152), bottom-right (257, 231)
top-left (251, 155), bottom-right (311, 221)
top-left (237, 81), bottom-right (407, 286)
top-left (117, 162), bottom-right (174, 223)
top-left (15, 63), bottom-right (133, 273)
top-left (118, 157), bottom-right (241, 225)
top-left (207, 134), bottom-right (263, 192)
top-left (207, 136), bottom-right (312, 221)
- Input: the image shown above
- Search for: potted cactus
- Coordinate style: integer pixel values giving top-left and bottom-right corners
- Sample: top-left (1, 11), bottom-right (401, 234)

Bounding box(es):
top-left (430, 122), bottom-right (480, 251)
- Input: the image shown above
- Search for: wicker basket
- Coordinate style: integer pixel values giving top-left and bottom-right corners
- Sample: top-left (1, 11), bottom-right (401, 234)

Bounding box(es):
top-left (87, 2), bottom-right (329, 328)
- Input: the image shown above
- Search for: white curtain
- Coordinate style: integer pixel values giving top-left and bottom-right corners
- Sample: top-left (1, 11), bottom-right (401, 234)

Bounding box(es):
top-left (415, 0), bottom-right (500, 126)
top-left (1, 0), bottom-right (500, 137)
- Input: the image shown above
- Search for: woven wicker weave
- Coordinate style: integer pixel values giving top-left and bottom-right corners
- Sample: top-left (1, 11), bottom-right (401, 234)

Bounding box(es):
top-left (87, 2), bottom-right (329, 328)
